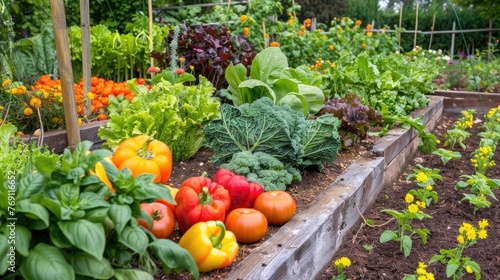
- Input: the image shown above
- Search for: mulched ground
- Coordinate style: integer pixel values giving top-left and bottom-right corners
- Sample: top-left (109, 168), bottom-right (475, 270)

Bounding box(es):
top-left (316, 114), bottom-right (500, 280)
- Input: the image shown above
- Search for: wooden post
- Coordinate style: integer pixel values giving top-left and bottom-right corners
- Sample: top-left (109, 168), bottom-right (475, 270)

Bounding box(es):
top-left (50, 0), bottom-right (80, 150)
top-left (148, 0), bottom-right (155, 75)
top-left (487, 19), bottom-right (492, 63)
top-left (413, 1), bottom-right (419, 48)
top-left (450, 21), bottom-right (456, 60)
top-left (428, 13), bottom-right (436, 50)
top-left (398, 3), bottom-right (403, 52)
top-left (262, 20), bottom-right (267, 48)
top-left (80, 0), bottom-right (91, 115)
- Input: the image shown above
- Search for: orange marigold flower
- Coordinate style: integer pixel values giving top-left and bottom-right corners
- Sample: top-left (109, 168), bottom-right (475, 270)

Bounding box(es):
top-left (266, 33), bottom-right (270, 38)
top-left (298, 30), bottom-right (304, 36)
top-left (366, 24), bottom-right (372, 31)
top-left (29, 97), bottom-right (42, 108)
top-left (342, 17), bottom-right (346, 21)
top-left (362, 43), bottom-right (367, 48)
top-left (244, 27), bottom-right (250, 36)
top-left (356, 19), bottom-right (362, 26)
top-left (304, 18), bottom-right (312, 24)
top-left (179, 57), bottom-right (186, 62)
top-left (240, 15), bottom-right (247, 22)
top-left (270, 41), bottom-right (280, 47)
top-left (329, 45), bottom-right (334, 50)
top-left (24, 107), bottom-right (33, 116)
top-left (300, 25), bottom-right (306, 30)
top-left (367, 31), bottom-right (373, 37)
top-left (2, 79), bottom-right (11, 87)
top-left (339, 27), bottom-right (343, 32)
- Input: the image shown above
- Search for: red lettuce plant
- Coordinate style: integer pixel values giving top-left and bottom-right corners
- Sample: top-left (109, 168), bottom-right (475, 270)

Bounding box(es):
top-left (320, 93), bottom-right (383, 147)
top-left (151, 21), bottom-right (256, 98)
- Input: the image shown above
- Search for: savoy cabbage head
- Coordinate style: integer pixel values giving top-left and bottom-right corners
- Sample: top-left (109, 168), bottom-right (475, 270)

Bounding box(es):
top-left (204, 97), bottom-right (341, 171)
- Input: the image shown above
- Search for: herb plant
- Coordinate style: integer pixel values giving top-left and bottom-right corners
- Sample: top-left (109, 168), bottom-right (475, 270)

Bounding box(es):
top-left (0, 141), bottom-right (199, 279)
top-left (455, 173), bottom-right (500, 214)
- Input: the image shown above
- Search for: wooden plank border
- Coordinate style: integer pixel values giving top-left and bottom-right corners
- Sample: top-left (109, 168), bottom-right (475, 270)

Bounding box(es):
top-left (226, 96), bottom-right (444, 280)
top-left (432, 90), bottom-right (500, 116)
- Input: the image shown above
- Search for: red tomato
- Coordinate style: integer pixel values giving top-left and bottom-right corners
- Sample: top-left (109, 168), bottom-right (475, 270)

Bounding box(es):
top-left (254, 191), bottom-right (296, 225)
top-left (137, 202), bottom-right (176, 239)
top-left (97, 113), bottom-right (108, 121)
top-left (225, 208), bottom-right (268, 243)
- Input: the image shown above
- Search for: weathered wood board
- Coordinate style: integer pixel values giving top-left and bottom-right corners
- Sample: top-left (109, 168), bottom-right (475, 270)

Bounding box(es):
top-left (433, 90), bottom-right (500, 116)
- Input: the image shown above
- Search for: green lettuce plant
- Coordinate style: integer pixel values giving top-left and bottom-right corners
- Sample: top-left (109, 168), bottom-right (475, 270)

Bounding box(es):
top-left (98, 75), bottom-right (220, 161)
top-left (221, 47), bottom-right (325, 116)
top-left (0, 141), bottom-right (198, 279)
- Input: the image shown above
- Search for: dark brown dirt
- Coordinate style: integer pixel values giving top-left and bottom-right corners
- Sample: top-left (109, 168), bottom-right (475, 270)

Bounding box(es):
top-left (316, 114), bottom-right (500, 280)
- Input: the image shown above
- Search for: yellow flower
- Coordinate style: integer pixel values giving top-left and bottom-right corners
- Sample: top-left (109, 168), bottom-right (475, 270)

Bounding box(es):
top-left (466, 228), bottom-right (476, 240)
top-left (86, 92), bottom-right (95, 100)
top-left (2, 79), bottom-right (12, 87)
top-left (29, 97), bottom-right (42, 108)
top-left (288, 19), bottom-right (294, 25)
top-left (465, 265), bottom-right (473, 273)
top-left (179, 57), bottom-right (186, 62)
top-left (189, 65), bottom-right (194, 71)
top-left (362, 43), bottom-right (367, 48)
top-left (240, 15), bottom-right (247, 22)
top-left (298, 30), bottom-right (303, 36)
top-left (436, 139), bottom-right (441, 144)
top-left (415, 172), bottom-right (428, 183)
top-left (0, 106), bottom-right (4, 110)
top-left (426, 185), bottom-right (433, 191)
top-left (24, 107), bottom-right (33, 116)
top-left (478, 229), bottom-right (487, 239)
top-left (244, 27), bottom-right (250, 37)
top-left (408, 204), bottom-right (419, 213)
top-left (367, 31), bottom-right (373, 37)
top-left (478, 219), bottom-right (489, 229)
top-left (334, 256), bottom-right (351, 268)
top-left (329, 45), bottom-right (334, 51)
top-left (456, 235), bottom-right (464, 244)
top-left (78, 118), bottom-right (82, 126)
top-left (339, 27), bottom-right (343, 32)
top-left (405, 193), bottom-right (414, 203)
top-left (300, 25), bottom-right (306, 30)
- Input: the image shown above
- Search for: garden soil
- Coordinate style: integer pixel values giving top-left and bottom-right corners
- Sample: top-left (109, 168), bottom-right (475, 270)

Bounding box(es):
top-left (159, 113), bottom-right (499, 280)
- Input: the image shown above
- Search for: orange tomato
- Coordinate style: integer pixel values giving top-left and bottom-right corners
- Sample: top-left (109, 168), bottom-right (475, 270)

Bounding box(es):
top-left (225, 208), bottom-right (268, 243)
top-left (97, 113), bottom-right (108, 121)
top-left (254, 191), bottom-right (296, 225)
top-left (137, 77), bottom-right (146, 85)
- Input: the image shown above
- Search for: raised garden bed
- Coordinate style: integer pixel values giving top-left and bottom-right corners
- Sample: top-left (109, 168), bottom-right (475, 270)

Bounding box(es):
top-left (223, 95), bottom-right (444, 279)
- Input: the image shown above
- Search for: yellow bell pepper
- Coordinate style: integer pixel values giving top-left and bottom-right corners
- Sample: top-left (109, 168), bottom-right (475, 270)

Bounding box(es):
top-left (178, 220), bottom-right (239, 273)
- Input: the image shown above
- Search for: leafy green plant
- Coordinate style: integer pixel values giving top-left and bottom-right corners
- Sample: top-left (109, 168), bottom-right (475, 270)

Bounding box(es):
top-left (204, 97), bottom-right (341, 183)
top-left (431, 148), bottom-right (462, 165)
top-left (380, 192), bottom-right (431, 257)
top-left (0, 123), bottom-right (61, 178)
top-left (222, 47), bottom-right (325, 116)
top-left (0, 141), bottom-right (199, 279)
top-left (443, 128), bottom-right (471, 150)
top-left (98, 75), bottom-right (220, 161)
top-left (455, 173), bottom-right (500, 213)
top-left (429, 220), bottom-right (489, 279)
top-left (319, 93), bottom-right (383, 147)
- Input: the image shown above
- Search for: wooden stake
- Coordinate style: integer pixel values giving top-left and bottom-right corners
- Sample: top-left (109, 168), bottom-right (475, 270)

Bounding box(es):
top-left (428, 12), bottom-right (436, 50)
top-left (398, 3), bottom-right (403, 52)
top-left (80, 0), bottom-right (91, 115)
top-left (414, 1), bottom-right (419, 48)
top-left (262, 20), bottom-right (267, 48)
top-left (50, 0), bottom-right (80, 150)
top-left (148, 0), bottom-right (155, 77)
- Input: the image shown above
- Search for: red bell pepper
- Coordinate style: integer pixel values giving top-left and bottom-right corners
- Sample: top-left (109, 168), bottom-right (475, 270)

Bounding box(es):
top-left (175, 175), bottom-right (231, 233)
top-left (213, 169), bottom-right (264, 211)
